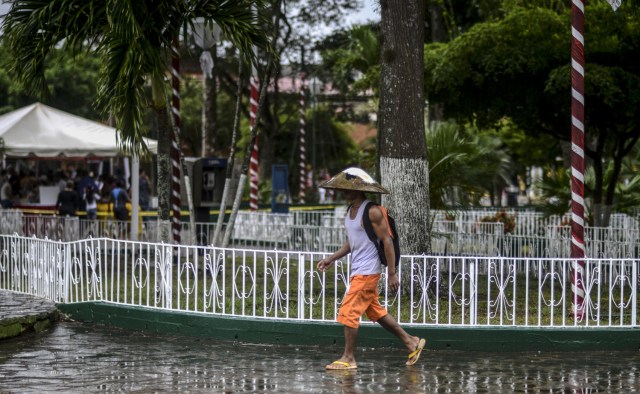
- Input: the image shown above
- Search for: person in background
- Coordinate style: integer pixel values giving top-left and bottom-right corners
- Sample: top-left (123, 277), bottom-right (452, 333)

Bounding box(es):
top-left (56, 180), bottom-right (79, 217)
top-left (139, 169), bottom-right (152, 211)
top-left (1, 170), bottom-right (13, 209)
top-left (109, 180), bottom-right (130, 221)
top-left (6, 166), bottom-right (20, 201)
top-left (20, 170), bottom-right (38, 199)
top-left (96, 175), bottom-right (105, 195)
top-left (55, 170), bottom-right (68, 192)
top-left (83, 184), bottom-right (101, 220)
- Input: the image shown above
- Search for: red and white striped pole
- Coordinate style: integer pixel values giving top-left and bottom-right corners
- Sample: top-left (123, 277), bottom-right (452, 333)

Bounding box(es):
top-left (299, 76), bottom-right (306, 202)
top-left (570, 0), bottom-right (586, 319)
top-left (170, 39), bottom-right (182, 244)
top-left (248, 71), bottom-right (259, 211)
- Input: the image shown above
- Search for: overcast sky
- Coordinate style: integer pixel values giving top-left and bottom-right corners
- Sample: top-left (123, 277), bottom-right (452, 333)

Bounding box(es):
top-left (0, 1), bottom-right (10, 19)
top-left (346, 0), bottom-right (379, 25)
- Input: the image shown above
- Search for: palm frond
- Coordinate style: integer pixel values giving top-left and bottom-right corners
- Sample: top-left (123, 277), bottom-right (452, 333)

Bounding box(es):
top-left (2, 0), bottom-right (271, 155)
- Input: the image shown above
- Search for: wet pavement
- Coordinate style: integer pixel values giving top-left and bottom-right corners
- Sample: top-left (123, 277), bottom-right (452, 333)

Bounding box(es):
top-left (1, 322), bottom-right (639, 393)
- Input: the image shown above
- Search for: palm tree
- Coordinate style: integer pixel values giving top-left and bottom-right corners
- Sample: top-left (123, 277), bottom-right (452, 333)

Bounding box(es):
top-left (2, 0), bottom-right (267, 241)
top-left (320, 24), bottom-right (380, 95)
top-left (427, 122), bottom-right (510, 209)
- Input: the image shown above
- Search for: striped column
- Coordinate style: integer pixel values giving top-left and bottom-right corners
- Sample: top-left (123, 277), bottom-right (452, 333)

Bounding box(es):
top-left (299, 77), bottom-right (306, 202)
top-left (249, 74), bottom-right (259, 211)
top-left (171, 39), bottom-right (182, 244)
top-left (570, 0), bottom-right (586, 319)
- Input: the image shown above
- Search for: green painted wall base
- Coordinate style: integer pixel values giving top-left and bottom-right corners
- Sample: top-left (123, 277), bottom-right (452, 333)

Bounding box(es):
top-left (57, 302), bottom-right (640, 352)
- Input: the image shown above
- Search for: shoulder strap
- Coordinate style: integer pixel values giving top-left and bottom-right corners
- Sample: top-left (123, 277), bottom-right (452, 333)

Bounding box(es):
top-left (363, 202), bottom-right (394, 239)
top-left (362, 201), bottom-right (378, 244)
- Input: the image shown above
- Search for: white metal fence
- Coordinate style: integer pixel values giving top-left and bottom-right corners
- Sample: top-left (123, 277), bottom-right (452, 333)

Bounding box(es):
top-left (3, 209), bottom-right (640, 259)
top-left (1, 233), bottom-right (638, 327)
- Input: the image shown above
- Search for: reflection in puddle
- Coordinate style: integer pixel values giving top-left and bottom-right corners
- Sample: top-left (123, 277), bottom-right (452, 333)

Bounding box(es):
top-left (0, 322), bottom-right (639, 392)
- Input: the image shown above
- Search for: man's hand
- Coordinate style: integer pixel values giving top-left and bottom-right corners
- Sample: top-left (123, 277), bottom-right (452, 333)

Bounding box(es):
top-left (387, 271), bottom-right (399, 294)
top-left (317, 258), bottom-right (334, 272)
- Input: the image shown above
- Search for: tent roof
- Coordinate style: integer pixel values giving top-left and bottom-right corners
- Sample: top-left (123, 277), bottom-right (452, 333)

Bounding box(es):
top-left (0, 102), bottom-right (157, 158)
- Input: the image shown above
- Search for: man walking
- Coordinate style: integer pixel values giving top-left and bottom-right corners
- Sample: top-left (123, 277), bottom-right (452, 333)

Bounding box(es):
top-left (317, 167), bottom-right (425, 370)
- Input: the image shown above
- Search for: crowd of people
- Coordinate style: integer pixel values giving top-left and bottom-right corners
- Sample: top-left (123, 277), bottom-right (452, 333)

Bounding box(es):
top-left (0, 164), bottom-right (153, 220)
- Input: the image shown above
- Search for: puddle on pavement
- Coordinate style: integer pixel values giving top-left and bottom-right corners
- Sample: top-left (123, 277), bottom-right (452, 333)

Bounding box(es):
top-left (1, 322), bottom-right (639, 392)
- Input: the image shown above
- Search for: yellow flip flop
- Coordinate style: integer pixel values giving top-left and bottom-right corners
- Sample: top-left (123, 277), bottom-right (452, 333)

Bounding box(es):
top-left (406, 338), bottom-right (426, 366)
top-left (326, 360), bottom-right (358, 370)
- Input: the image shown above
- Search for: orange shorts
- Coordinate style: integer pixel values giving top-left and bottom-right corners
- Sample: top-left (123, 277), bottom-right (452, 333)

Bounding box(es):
top-left (337, 274), bottom-right (388, 328)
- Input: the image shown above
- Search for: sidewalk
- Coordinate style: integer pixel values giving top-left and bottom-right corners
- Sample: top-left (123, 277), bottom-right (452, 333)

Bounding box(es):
top-left (0, 290), bottom-right (59, 340)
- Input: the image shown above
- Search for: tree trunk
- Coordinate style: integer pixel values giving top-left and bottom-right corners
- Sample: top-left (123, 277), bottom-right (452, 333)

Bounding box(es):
top-left (222, 0), bottom-right (283, 247)
top-left (205, 43), bottom-right (218, 156)
top-left (149, 74), bottom-right (174, 243)
top-left (156, 104), bottom-right (172, 242)
top-left (427, 2), bottom-right (447, 42)
top-left (379, 0), bottom-right (431, 259)
top-left (592, 152), bottom-right (603, 227)
top-left (261, 91), bottom-right (276, 180)
top-left (213, 60), bottom-right (244, 246)
top-left (426, 1), bottom-right (446, 124)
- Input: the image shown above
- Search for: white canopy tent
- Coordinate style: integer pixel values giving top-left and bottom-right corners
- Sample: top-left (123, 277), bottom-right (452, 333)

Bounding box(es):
top-left (0, 102), bottom-right (157, 157)
top-left (0, 103), bottom-right (158, 241)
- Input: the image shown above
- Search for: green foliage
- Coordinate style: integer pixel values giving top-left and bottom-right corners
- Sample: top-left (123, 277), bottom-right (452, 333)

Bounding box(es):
top-left (614, 174), bottom-right (640, 214)
top-left (317, 24), bottom-right (380, 96)
top-left (425, 2), bottom-right (640, 221)
top-left (2, 0), bottom-right (270, 155)
top-left (179, 76), bottom-right (205, 156)
top-left (427, 121), bottom-right (510, 209)
top-left (43, 51), bottom-right (102, 119)
top-left (0, 44), bottom-right (101, 118)
top-left (492, 119), bottom-right (560, 168)
top-left (537, 142), bottom-right (640, 219)
top-left (537, 166), bottom-right (587, 220)
top-left (479, 210), bottom-right (516, 233)
top-left (424, 7), bottom-right (568, 130)
top-left (235, 103), bottom-right (361, 200)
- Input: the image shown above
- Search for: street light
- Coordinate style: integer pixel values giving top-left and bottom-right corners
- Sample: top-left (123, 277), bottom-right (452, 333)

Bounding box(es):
top-left (192, 18), bottom-right (221, 157)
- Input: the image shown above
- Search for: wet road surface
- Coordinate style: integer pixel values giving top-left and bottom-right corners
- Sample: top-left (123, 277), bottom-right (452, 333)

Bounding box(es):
top-left (1, 322), bottom-right (639, 393)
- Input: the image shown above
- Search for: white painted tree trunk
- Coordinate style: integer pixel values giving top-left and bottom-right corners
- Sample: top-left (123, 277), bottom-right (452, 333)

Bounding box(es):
top-left (222, 174), bottom-right (247, 247)
top-left (212, 178), bottom-right (230, 246)
top-left (380, 158), bottom-right (431, 255)
top-left (379, 0), bottom-right (431, 258)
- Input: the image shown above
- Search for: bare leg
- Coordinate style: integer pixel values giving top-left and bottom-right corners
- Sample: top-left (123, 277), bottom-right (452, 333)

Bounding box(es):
top-left (377, 314), bottom-right (420, 352)
top-left (327, 326), bottom-right (359, 368)
top-left (341, 326), bottom-right (358, 364)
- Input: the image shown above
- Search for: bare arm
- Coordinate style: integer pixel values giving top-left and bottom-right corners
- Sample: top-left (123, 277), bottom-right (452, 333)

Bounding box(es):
top-left (316, 240), bottom-right (350, 272)
top-left (369, 206), bottom-right (399, 293)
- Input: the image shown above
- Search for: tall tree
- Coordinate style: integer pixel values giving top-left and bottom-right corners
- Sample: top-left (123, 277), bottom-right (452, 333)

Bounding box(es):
top-left (424, 4), bottom-right (640, 226)
top-left (378, 1), bottom-right (431, 255)
top-left (2, 0), bottom-right (267, 241)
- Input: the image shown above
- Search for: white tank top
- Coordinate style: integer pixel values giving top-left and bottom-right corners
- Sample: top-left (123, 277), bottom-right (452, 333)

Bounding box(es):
top-left (345, 200), bottom-right (381, 276)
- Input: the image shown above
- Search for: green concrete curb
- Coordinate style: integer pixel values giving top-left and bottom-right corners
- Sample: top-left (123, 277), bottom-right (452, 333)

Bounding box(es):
top-left (57, 302), bottom-right (640, 351)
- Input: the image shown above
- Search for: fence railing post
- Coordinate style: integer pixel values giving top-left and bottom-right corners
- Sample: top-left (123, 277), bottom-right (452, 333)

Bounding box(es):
top-left (632, 260), bottom-right (637, 326)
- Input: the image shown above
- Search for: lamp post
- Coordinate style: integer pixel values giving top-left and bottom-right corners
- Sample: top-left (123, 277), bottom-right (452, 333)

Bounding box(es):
top-left (193, 18), bottom-right (221, 158)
